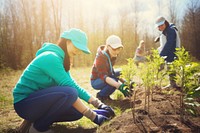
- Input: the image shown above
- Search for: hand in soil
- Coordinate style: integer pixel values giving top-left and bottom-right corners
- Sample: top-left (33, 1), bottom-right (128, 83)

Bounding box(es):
top-left (98, 104), bottom-right (115, 118)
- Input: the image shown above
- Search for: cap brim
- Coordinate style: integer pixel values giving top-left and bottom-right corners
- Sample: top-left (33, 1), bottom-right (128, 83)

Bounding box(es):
top-left (109, 44), bottom-right (123, 49)
top-left (72, 40), bottom-right (91, 54)
top-left (155, 20), bottom-right (165, 27)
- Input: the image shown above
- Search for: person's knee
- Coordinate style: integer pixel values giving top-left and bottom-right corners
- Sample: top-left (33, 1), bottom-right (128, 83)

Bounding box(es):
top-left (67, 87), bottom-right (78, 101)
top-left (58, 86), bottom-right (78, 102)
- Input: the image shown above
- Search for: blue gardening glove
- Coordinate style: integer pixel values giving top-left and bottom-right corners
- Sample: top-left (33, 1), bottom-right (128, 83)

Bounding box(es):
top-left (118, 84), bottom-right (132, 97)
top-left (98, 104), bottom-right (115, 118)
top-left (93, 109), bottom-right (111, 118)
top-left (93, 114), bottom-right (108, 126)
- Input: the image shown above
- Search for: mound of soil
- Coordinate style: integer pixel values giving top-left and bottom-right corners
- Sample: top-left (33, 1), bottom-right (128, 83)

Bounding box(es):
top-left (97, 88), bottom-right (200, 133)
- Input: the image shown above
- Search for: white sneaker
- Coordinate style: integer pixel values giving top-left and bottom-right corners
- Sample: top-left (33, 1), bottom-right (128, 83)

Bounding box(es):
top-left (162, 84), bottom-right (181, 91)
top-left (162, 84), bottom-right (172, 90)
top-left (29, 124), bottom-right (54, 133)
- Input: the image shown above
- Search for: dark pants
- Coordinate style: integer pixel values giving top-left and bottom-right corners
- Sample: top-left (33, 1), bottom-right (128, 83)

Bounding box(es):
top-left (167, 64), bottom-right (177, 86)
top-left (159, 63), bottom-right (177, 87)
top-left (91, 70), bottom-right (121, 97)
top-left (14, 86), bottom-right (83, 132)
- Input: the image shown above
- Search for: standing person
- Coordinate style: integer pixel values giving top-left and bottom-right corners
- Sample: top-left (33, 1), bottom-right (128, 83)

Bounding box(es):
top-left (155, 16), bottom-right (181, 89)
top-left (13, 28), bottom-right (115, 133)
top-left (133, 40), bottom-right (146, 66)
top-left (90, 35), bottom-right (132, 102)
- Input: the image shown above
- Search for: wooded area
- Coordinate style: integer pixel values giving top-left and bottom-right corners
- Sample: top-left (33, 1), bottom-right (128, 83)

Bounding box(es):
top-left (0, 0), bottom-right (199, 69)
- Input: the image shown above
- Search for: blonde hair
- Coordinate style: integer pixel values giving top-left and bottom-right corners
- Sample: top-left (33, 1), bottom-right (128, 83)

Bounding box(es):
top-left (138, 40), bottom-right (145, 48)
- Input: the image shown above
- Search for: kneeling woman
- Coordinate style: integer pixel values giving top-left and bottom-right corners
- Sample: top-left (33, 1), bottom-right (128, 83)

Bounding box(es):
top-left (13, 28), bottom-right (114, 133)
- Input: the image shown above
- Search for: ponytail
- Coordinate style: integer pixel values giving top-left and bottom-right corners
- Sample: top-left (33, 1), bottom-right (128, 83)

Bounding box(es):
top-left (57, 38), bottom-right (70, 71)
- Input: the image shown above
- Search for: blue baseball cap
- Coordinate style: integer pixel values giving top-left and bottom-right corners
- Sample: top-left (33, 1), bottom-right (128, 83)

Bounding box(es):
top-left (60, 28), bottom-right (91, 54)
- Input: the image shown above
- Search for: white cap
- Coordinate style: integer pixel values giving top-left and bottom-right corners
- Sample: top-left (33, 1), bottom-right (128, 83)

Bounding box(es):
top-left (106, 35), bottom-right (123, 49)
top-left (155, 16), bottom-right (166, 27)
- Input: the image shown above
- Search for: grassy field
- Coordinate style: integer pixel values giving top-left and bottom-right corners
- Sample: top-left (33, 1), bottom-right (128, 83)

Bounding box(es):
top-left (0, 68), bottom-right (22, 132)
top-left (0, 67), bottom-right (124, 132)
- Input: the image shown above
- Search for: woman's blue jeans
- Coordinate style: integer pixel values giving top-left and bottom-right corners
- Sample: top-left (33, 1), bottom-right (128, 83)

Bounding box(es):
top-left (91, 70), bottom-right (121, 97)
top-left (14, 86), bottom-right (83, 132)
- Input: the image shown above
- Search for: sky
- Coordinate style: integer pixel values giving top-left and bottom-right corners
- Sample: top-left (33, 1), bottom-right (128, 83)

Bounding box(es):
top-left (72, 0), bottom-right (189, 35)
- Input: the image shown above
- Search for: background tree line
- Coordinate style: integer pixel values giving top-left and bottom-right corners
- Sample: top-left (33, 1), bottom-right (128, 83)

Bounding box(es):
top-left (0, 0), bottom-right (199, 70)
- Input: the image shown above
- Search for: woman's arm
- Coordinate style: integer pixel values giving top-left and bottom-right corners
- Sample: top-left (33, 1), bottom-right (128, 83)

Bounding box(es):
top-left (73, 98), bottom-right (108, 125)
top-left (73, 98), bottom-right (90, 113)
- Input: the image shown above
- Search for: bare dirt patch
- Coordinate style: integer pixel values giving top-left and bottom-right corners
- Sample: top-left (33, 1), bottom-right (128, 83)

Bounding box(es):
top-left (97, 88), bottom-right (200, 133)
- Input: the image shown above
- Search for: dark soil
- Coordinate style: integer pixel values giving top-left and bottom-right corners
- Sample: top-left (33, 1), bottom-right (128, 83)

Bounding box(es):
top-left (97, 88), bottom-right (200, 133)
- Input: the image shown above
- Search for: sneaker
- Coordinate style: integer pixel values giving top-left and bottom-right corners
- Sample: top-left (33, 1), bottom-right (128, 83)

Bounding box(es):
top-left (174, 86), bottom-right (182, 92)
top-left (29, 124), bottom-right (54, 133)
top-left (162, 84), bottom-right (172, 90)
top-left (17, 120), bottom-right (32, 133)
top-left (162, 84), bottom-right (181, 91)
top-left (96, 93), bottom-right (112, 102)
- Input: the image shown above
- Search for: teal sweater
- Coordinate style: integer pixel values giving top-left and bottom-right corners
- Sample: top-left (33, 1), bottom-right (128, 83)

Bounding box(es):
top-left (13, 43), bottom-right (91, 103)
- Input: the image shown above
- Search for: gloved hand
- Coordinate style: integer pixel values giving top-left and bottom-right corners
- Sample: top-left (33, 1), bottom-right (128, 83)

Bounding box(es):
top-left (93, 114), bottom-right (108, 126)
top-left (93, 109), bottom-right (111, 118)
top-left (118, 84), bottom-right (132, 97)
top-left (98, 104), bottom-right (115, 118)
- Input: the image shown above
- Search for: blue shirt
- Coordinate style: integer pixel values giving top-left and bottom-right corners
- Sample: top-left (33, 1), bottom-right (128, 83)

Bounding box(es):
top-left (160, 24), bottom-right (177, 62)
